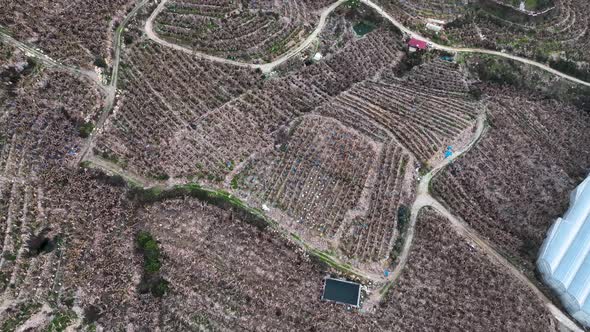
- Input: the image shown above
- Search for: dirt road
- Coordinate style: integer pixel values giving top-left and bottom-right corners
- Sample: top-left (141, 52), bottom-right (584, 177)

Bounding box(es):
top-left (0, 33), bottom-right (103, 90)
top-left (77, 0), bottom-right (149, 163)
top-left (382, 112), bottom-right (582, 331)
top-left (145, 0), bottom-right (347, 73)
top-left (360, 0), bottom-right (590, 88)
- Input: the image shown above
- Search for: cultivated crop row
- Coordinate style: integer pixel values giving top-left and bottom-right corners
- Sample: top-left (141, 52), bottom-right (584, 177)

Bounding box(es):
top-left (340, 142), bottom-right (413, 262)
top-left (396, 58), bottom-right (471, 96)
top-left (0, 53), bottom-right (101, 179)
top-left (374, 0), bottom-right (467, 24)
top-left (0, 0), bottom-right (133, 67)
top-left (320, 77), bottom-right (478, 162)
top-left (445, 0), bottom-right (590, 63)
top-left (154, 0), bottom-right (334, 61)
top-left (237, 116), bottom-right (376, 238)
top-left (431, 86), bottom-right (590, 271)
top-left (96, 27), bottom-right (405, 181)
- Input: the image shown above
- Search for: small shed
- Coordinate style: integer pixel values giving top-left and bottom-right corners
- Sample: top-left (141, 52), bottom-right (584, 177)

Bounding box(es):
top-left (408, 38), bottom-right (428, 52)
top-left (321, 278), bottom-right (361, 307)
top-left (426, 23), bottom-right (443, 33)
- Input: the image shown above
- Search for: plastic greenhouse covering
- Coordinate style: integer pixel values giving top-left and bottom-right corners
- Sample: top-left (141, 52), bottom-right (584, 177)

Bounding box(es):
top-left (538, 175), bottom-right (590, 327)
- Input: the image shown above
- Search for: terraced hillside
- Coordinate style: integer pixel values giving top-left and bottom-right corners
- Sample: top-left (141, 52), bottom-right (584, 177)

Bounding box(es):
top-left (320, 58), bottom-right (479, 163)
top-left (3, 0), bottom-right (589, 330)
top-left (0, 49), bottom-right (102, 180)
top-left (95, 25), bottom-right (405, 183)
top-left (446, 0), bottom-right (590, 63)
top-left (0, 0), bottom-right (135, 68)
top-left (432, 86), bottom-right (590, 272)
top-left (378, 208), bottom-right (555, 331)
top-left (153, 0), bottom-right (335, 62)
top-left (236, 116), bottom-right (377, 239)
top-left (373, 0), bottom-right (468, 22)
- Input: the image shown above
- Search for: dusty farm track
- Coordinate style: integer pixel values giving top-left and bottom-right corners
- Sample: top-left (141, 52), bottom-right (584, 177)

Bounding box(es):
top-left (390, 114), bottom-right (582, 332)
top-left (143, 0), bottom-right (590, 86)
top-left (78, 0), bottom-right (150, 163)
top-left (0, 33), bottom-right (103, 91)
top-left (144, 0), bottom-right (347, 73)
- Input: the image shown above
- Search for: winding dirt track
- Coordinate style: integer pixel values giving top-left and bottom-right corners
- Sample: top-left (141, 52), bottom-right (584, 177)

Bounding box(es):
top-left (78, 0), bottom-right (150, 163)
top-left (144, 0), bottom-right (590, 87)
top-left (360, 0), bottom-right (590, 88)
top-left (144, 0), bottom-right (347, 73)
top-left (390, 114), bottom-right (582, 332)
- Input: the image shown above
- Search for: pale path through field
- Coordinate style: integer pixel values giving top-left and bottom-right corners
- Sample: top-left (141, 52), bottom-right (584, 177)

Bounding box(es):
top-left (143, 0), bottom-right (590, 87)
top-left (144, 0), bottom-right (347, 73)
top-left (360, 0), bottom-right (590, 88)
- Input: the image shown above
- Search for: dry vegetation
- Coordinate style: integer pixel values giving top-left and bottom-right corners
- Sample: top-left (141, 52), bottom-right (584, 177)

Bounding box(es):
top-left (154, 0), bottom-right (334, 61)
top-left (127, 198), bottom-right (369, 331)
top-left (432, 86), bottom-right (590, 272)
top-left (2, 1), bottom-right (588, 330)
top-left (445, 0), bottom-right (590, 64)
top-left (95, 24), bottom-right (405, 182)
top-left (320, 58), bottom-right (479, 162)
top-left (379, 207), bottom-right (555, 331)
top-left (236, 116), bottom-right (377, 239)
top-left (373, 0), bottom-right (468, 22)
top-left (0, 48), bottom-right (102, 181)
top-left (2, 188), bottom-right (554, 330)
top-left (375, 0), bottom-right (590, 79)
top-left (0, 0), bottom-right (135, 68)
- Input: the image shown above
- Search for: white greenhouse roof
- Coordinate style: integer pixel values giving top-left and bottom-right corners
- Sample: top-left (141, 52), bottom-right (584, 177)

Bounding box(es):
top-left (538, 175), bottom-right (590, 327)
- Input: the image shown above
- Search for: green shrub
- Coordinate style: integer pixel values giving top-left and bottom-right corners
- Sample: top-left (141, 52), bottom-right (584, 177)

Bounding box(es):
top-left (153, 173), bottom-right (170, 181)
top-left (397, 205), bottom-right (411, 233)
top-left (124, 34), bottom-right (134, 45)
top-left (151, 277), bottom-right (169, 297)
top-left (45, 310), bottom-right (77, 332)
top-left (137, 231), bottom-right (161, 273)
top-left (136, 231), bottom-right (170, 297)
top-left (79, 122), bottom-right (94, 138)
top-left (93, 57), bottom-right (108, 68)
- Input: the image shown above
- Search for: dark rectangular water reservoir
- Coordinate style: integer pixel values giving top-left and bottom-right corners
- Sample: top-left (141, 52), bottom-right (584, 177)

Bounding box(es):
top-left (321, 278), bottom-right (361, 307)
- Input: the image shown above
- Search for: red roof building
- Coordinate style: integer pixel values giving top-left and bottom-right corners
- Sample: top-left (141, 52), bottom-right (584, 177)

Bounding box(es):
top-left (408, 38), bottom-right (428, 50)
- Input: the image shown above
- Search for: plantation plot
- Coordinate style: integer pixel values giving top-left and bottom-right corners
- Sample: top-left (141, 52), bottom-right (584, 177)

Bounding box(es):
top-left (374, 0), bottom-right (468, 22)
top-left (432, 87), bottom-right (590, 272)
top-left (444, 0), bottom-right (590, 65)
top-left (153, 0), bottom-right (333, 62)
top-left (339, 141), bottom-right (414, 262)
top-left (95, 42), bottom-right (263, 180)
top-left (236, 116), bottom-right (376, 240)
top-left (0, 52), bottom-right (102, 180)
top-left (0, 181), bottom-right (45, 296)
top-left (319, 77), bottom-right (479, 163)
top-left (0, 0), bottom-right (134, 67)
top-left (96, 27), bottom-right (405, 182)
top-left (377, 208), bottom-right (555, 331)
